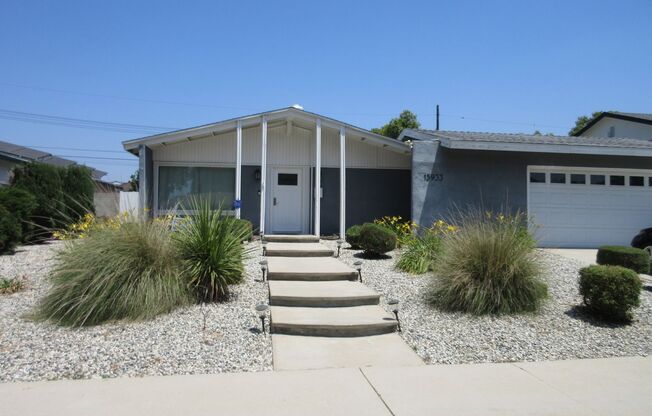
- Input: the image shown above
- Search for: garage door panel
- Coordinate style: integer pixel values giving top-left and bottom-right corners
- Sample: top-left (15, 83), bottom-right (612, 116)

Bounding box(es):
top-left (528, 168), bottom-right (652, 248)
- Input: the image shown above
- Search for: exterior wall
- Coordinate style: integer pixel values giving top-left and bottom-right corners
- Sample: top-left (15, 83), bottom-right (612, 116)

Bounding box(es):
top-left (320, 168), bottom-right (411, 235)
top-left (411, 140), bottom-right (652, 227)
top-left (94, 192), bottom-right (119, 218)
top-left (582, 118), bottom-right (652, 140)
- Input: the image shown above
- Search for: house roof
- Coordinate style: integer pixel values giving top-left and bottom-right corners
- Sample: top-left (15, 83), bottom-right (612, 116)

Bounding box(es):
top-left (573, 111), bottom-right (652, 136)
top-left (398, 129), bottom-right (652, 157)
top-left (0, 139), bottom-right (107, 180)
top-left (122, 106), bottom-right (410, 155)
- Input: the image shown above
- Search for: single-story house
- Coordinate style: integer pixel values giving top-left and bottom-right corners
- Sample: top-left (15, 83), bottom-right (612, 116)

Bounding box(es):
top-left (0, 139), bottom-right (107, 186)
top-left (124, 107), bottom-right (652, 248)
top-left (400, 129), bottom-right (652, 248)
top-left (123, 106), bottom-right (411, 237)
top-left (573, 111), bottom-right (652, 140)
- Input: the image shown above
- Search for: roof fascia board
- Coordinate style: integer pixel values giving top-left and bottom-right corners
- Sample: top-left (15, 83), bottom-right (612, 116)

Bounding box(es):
top-left (441, 139), bottom-right (652, 157)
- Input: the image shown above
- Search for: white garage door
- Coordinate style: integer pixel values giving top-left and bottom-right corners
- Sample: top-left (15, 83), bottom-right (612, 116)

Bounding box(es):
top-left (527, 166), bottom-right (652, 248)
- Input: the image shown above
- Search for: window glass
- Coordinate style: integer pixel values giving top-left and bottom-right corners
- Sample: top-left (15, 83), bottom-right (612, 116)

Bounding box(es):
top-left (630, 176), bottom-right (644, 187)
top-left (590, 175), bottom-right (606, 185)
top-left (278, 173), bottom-right (298, 186)
top-left (610, 175), bottom-right (625, 186)
top-left (550, 173), bottom-right (566, 184)
top-left (529, 172), bottom-right (546, 183)
top-left (570, 174), bottom-right (586, 184)
top-left (649, 177), bottom-right (652, 187)
top-left (158, 166), bottom-right (235, 210)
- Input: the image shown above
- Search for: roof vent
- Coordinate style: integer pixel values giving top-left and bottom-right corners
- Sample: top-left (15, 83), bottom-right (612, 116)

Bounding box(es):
top-left (291, 104), bottom-right (303, 110)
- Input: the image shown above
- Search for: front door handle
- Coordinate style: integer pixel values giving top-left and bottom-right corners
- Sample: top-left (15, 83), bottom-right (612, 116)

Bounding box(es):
top-left (273, 197), bottom-right (277, 206)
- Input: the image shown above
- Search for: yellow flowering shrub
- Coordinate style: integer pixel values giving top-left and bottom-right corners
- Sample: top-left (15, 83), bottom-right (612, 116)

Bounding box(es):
top-left (53, 212), bottom-right (129, 240)
top-left (430, 219), bottom-right (458, 236)
top-left (374, 216), bottom-right (417, 247)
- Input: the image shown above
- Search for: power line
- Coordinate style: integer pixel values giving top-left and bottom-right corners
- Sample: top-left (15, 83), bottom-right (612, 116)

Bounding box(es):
top-left (20, 145), bottom-right (127, 154)
top-left (55, 154), bottom-right (136, 161)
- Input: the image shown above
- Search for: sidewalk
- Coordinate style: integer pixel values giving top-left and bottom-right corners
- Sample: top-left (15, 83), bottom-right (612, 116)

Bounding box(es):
top-left (1, 356), bottom-right (650, 415)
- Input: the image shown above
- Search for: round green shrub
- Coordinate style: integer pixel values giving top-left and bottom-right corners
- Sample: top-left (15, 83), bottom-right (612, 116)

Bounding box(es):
top-left (358, 223), bottom-right (397, 255)
top-left (233, 218), bottom-right (253, 242)
top-left (0, 205), bottom-right (21, 254)
top-left (579, 265), bottom-right (642, 322)
top-left (0, 187), bottom-right (36, 243)
top-left (597, 245), bottom-right (650, 274)
top-left (345, 224), bottom-right (363, 249)
top-left (428, 210), bottom-right (547, 314)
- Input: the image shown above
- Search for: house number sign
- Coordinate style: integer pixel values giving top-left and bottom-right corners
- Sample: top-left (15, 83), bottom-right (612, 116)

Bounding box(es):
top-left (423, 173), bottom-right (444, 182)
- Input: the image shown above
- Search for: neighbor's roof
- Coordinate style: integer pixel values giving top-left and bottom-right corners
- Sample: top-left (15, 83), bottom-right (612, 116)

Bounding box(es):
top-left (573, 111), bottom-right (652, 136)
top-left (0, 139), bottom-right (107, 180)
top-left (122, 106), bottom-right (410, 155)
top-left (398, 129), bottom-right (652, 157)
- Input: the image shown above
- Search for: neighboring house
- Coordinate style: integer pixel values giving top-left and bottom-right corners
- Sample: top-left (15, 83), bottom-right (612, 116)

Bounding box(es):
top-left (0, 139), bottom-right (107, 186)
top-left (123, 106), bottom-right (411, 237)
top-left (574, 112), bottom-right (652, 140)
top-left (400, 129), bottom-right (652, 248)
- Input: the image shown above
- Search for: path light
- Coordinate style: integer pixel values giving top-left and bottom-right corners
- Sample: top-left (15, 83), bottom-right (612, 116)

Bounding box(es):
top-left (353, 260), bottom-right (363, 282)
top-left (255, 303), bottom-right (269, 334)
top-left (262, 241), bottom-right (268, 256)
top-left (259, 260), bottom-right (268, 282)
top-left (387, 299), bottom-right (401, 332)
top-left (336, 239), bottom-right (343, 257)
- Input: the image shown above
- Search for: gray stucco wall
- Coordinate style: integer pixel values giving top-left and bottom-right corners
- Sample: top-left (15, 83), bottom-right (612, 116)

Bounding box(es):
top-left (412, 140), bottom-right (652, 227)
top-left (320, 168), bottom-right (411, 235)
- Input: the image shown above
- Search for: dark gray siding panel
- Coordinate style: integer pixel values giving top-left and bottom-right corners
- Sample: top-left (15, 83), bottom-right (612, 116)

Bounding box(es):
top-left (412, 140), bottom-right (652, 228)
top-left (320, 168), bottom-right (411, 235)
top-left (240, 165), bottom-right (261, 232)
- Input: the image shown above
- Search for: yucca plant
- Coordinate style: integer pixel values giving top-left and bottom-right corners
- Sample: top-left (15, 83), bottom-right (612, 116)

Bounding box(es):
top-left (173, 197), bottom-right (251, 301)
top-left (34, 217), bottom-right (190, 326)
top-left (428, 210), bottom-right (547, 314)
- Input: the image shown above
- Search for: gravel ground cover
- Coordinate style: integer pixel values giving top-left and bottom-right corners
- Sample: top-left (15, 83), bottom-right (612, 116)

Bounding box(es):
top-left (325, 240), bottom-right (652, 364)
top-left (0, 241), bottom-right (271, 383)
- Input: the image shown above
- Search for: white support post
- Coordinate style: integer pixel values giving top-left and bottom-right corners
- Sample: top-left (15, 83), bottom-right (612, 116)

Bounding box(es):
top-left (314, 119), bottom-right (321, 237)
top-left (339, 126), bottom-right (346, 239)
top-left (259, 116), bottom-right (268, 235)
top-left (235, 120), bottom-right (242, 219)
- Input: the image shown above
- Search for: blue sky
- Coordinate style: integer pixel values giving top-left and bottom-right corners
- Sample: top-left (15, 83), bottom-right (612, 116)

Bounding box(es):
top-left (1, 0), bottom-right (651, 182)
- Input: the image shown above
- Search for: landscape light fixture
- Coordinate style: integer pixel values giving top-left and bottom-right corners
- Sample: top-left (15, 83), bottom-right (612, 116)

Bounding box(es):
top-left (255, 303), bottom-right (269, 334)
top-left (387, 299), bottom-right (401, 332)
top-left (259, 260), bottom-right (268, 281)
top-left (353, 260), bottom-right (363, 282)
top-left (262, 241), bottom-right (268, 256)
top-left (336, 239), bottom-right (343, 257)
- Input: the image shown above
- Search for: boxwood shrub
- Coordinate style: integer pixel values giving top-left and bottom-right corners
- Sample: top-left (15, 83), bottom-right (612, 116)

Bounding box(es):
top-left (358, 223), bottom-right (397, 256)
top-left (579, 265), bottom-right (642, 322)
top-left (596, 245), bottom-right (650, 274)
top-left (345, 224), bottom-right (363, 249)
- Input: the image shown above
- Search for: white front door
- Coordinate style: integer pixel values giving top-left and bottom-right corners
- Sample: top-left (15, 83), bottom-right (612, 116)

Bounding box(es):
top-left (269, 167), bottom-right (304, 234)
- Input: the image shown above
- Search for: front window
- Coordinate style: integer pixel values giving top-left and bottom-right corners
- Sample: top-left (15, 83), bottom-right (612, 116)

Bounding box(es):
top-left (158, 166), bottom-right (235, 211)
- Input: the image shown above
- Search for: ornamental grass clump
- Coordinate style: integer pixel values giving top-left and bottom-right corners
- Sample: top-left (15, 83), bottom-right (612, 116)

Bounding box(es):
top-left (396, 228), bottom-right (444, 274)
top-left (173, 197), bottom-right (251, 301)
top-left (428, 210), bottom-right (547, 315)
top-left (34, 217), bottom-right (190, 326)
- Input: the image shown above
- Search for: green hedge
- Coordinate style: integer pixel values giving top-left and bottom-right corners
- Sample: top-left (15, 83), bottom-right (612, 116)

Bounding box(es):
top-left (579, 265), bottom-right (642, 322)
top-left (345, 224), bottom-right (363, 249)
top-left (0, 205), bottom-right (21, 254)
top-left (597, 245), bottom-right (650, 274)
top-left (358, 223), bottom-right (397, 256)
top-left (0, 187), bottom-right (37, 243)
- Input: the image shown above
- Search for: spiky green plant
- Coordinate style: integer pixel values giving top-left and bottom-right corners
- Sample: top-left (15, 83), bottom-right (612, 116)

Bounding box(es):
top-left (396, 229), bottom-right (443, 274)
top-left (428, 210), bottom-right (547, 314)
top-left (34, 217), bottom-right (189, 326)
top-left (173, 197), bottom-right (251, 301)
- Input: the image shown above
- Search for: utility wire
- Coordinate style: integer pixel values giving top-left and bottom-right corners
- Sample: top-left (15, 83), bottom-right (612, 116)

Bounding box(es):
top-left (19, 145), bottom-right (127, 154)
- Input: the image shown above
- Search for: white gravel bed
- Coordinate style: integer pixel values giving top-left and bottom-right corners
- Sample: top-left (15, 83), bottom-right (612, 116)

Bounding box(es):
top-left (0, 241), bottom-right (271, 383)
top-left (325, 240), bottom-right (652, 364)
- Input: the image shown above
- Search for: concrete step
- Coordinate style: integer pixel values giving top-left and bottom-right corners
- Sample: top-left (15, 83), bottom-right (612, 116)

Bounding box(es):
top-left (267, 257), bottom-right (358, 281)
top-left (269, 281), bottom-right (380, 307)
top-left (271, 305), bottom-right (397, 337)
top-left (265, 242), bottom-right (334, 257)
top-left (272, 333), bottom-right (424, 370)
top-left (263, 234), bottom-right (320, 243)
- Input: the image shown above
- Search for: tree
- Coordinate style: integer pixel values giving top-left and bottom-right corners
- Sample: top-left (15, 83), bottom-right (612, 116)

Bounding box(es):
top-left (371, 110), bottom-right (420, 139)
top-left (61, 165), bottom-right (95, 221)
top-left (129, 169), bottom-right (139, 191)
top-left (568, 111), bottom-right (604, 136)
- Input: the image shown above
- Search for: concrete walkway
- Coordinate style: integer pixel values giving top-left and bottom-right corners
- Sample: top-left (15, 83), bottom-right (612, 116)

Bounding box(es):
top-left (263, 235), bottom-right (422, 370)
top-left (2, 356), bottom-right (650, 415)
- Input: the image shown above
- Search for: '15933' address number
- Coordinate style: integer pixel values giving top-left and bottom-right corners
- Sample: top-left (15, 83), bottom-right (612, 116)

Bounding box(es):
top-left (423, 173), bottom-right (444, 182)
